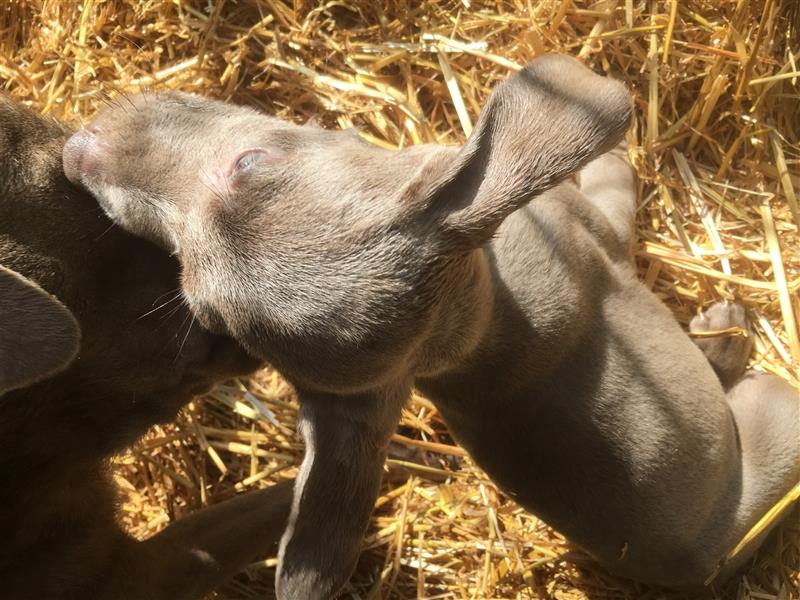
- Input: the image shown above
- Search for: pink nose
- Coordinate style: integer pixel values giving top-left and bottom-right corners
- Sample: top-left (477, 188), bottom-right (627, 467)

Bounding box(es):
top-left (62, 127), bottom-right (101, 186)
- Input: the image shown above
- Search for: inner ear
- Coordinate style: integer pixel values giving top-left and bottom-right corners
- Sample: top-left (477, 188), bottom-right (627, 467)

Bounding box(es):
top-left (405, 54), bottom-right (633, 248)
top-left (0, 265), bottom-right (81, 395)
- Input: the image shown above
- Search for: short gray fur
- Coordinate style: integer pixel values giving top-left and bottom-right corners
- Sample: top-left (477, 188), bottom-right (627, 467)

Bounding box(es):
top-left (63, 54), bottom-right (800, 598)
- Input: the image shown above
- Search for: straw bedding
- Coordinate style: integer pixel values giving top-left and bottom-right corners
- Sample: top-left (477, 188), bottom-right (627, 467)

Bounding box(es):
top-left (1, 0), bottom-right (798, 598)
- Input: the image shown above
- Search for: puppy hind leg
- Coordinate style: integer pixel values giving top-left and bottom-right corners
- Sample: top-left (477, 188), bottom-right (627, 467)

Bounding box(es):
top-left (711, 371), bottom-right (800, 583)
top-left (578, 144), bottom-right (637, 251)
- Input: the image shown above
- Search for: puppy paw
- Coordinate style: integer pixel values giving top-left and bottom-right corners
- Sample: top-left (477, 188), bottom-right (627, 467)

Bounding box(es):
top-left (690, 302), bottom-right (753, 390)
top-left (276, 569), bottom-right (338, 600)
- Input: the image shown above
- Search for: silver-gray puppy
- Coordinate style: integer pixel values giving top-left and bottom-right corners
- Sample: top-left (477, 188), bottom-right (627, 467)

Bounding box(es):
top-left (64, 54), bottom-right (800, 599)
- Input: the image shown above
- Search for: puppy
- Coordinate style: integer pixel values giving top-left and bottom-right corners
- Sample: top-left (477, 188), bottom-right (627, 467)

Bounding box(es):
top-left (63, 55), bottom-right (800, 599)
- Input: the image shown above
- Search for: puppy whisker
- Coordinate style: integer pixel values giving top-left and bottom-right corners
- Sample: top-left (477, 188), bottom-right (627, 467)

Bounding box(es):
top-left (175, 315), bottom-right (196, 362)
top-left (137, 290), bottom-right (184, 321)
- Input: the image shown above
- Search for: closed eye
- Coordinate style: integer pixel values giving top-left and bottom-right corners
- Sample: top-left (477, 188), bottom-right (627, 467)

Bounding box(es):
top-left (234, 151), bottom-right (260, 172)
top-left (228, 146), bottom-right (288, 179)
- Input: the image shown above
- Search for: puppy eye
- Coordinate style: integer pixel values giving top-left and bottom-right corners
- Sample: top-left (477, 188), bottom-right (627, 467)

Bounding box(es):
top-left (229, 147), bottom-right (287, 178)
top-left (234, 150), bottom-right (261, 173)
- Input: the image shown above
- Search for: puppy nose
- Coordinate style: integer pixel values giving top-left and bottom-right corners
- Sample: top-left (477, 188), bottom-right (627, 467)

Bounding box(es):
top-left (62, 128), bottom-right (102, 186)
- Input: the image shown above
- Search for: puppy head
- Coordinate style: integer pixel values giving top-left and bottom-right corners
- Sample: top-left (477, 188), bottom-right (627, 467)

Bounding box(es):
top-left (63, 54), bottom-right (631, 393)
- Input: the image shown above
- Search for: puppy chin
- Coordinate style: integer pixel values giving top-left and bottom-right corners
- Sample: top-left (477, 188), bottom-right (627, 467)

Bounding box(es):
top-left (91, 193), bottom-right (122, 228)
top-left (192, 300), bottom-right (232, 337)
top-left (206, 336), bottom-right (263, 379)
top-left (119, 207), bottom-right (178, 253)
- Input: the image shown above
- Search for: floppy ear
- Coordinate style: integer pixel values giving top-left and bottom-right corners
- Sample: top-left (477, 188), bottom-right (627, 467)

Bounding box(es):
top-left (406, 54), bottom-right (633, 247)
top-left (0, 264), bottom-right (81, 395)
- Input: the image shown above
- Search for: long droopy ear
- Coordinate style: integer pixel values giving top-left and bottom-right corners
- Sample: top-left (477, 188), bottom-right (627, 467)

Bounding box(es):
top-left (407, 54), bottom-right (633, 247)
top-left (0, 264), bottom-right (81, 395)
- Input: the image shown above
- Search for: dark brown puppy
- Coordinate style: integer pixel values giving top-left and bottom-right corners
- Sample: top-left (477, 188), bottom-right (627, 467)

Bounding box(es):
top-left (0, 97), bottom-right (292, 600)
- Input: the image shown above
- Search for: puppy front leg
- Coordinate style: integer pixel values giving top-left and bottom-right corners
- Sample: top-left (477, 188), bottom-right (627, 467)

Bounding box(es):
top-left (136, 481), bottom-right (294, 600)
top-left (87, 481), bottom-right (294, 600)
top-left (276, 383), bottom-right (408, 600)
